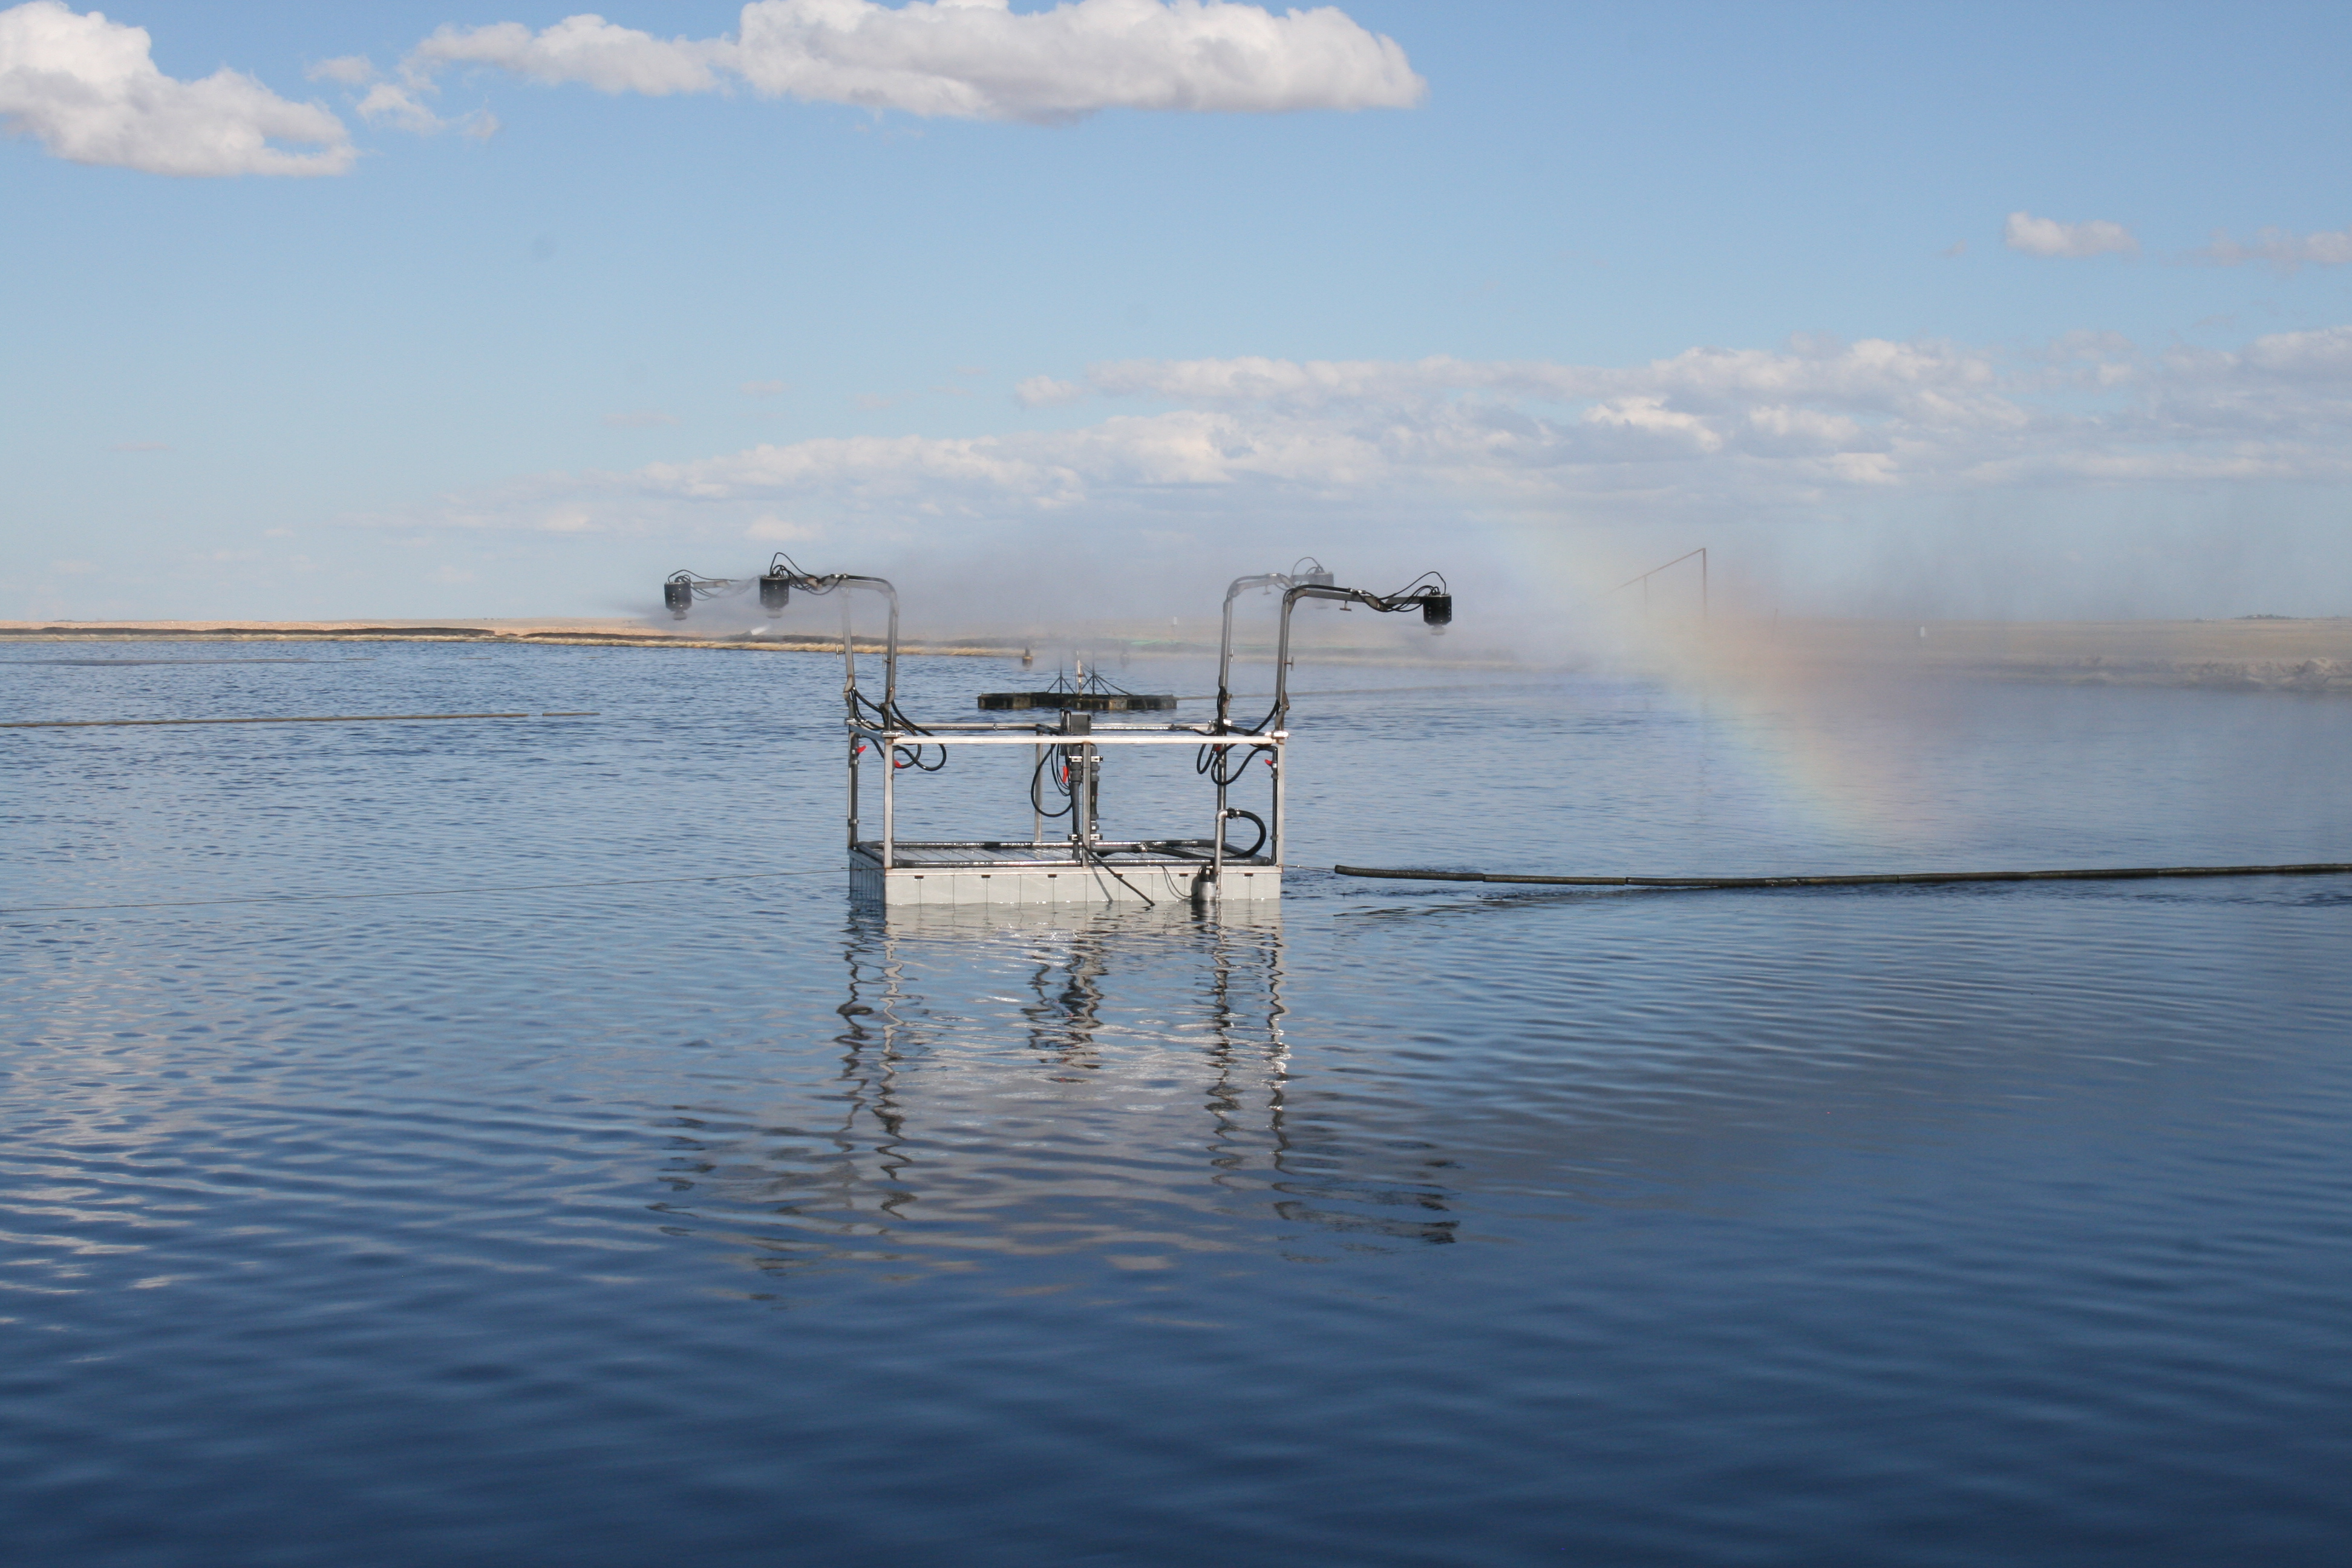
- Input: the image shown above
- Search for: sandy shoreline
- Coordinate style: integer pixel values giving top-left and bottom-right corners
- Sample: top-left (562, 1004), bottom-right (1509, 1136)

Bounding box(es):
top-left (9, 616), bottom-right (2352, 693)
top-left (0, 617), bottom-right (970, 655)
top-left (1702, 618), bottom-right (2352, 695)
top-left (0, 616), bottom-right (1504, 668)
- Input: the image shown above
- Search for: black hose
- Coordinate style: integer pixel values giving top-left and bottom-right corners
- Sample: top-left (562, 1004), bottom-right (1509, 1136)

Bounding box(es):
top-left (858, 690), bottom-right (944, 771)
top-left (1334, 861), bottom-right (2352, 890)
top-left (1195, 740), bottom-right (1274, 784)
top-left (1030, 748), bottom-right (1074, 818)
top-left (1221, 809), bottom-right (1268, 860)
top-left (0, 711), bottom-right (592, 730)
top-left (1077, 842), bottom-right (1156, 907)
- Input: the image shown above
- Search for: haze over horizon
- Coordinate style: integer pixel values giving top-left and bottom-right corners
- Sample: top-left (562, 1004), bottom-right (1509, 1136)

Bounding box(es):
top-left (7, 1), bottom-right (2351, 626)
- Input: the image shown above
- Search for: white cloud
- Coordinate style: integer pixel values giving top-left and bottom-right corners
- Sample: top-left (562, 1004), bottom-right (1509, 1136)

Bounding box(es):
top-left (306, 55), bottom-right (377, 87)
top-left (1013, 374), bottom-right (1086, 407)
top-left (304, 44), bottom-right (498, 136)
top-left (408, 0), bottom-right (1424, 122)
top-left (299, 54), bottom-right (494, 136)
top-left (356, 81), bottom-right (446, 132)
top-left (2004, 211), bottom-right (2138, 259)
top-left (396, 327), bottom-right (2352, 547)
top-left (416, 15), bottom-right (731, 97)
top-left (1581, 394), bottom-right (1723, 456)
top-left (0, 2), bottom-right (352, 175)
top-left (746, 514), bottom-right (818, 540)
top-left (2197, 225), bottom-right (2352, 274)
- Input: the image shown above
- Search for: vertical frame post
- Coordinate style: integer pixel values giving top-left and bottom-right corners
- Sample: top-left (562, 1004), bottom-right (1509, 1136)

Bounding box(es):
top-left (1210, 745), bottom-right (1227, 895)
top-left (1069, 743), bottom-right (1092, 846)
top-left (1085, 742), bottom-right (1100, 844)
top-left (881, 738), bottom-right (895, 871)
top-left (1270, 736), bottom-right (1285, 871)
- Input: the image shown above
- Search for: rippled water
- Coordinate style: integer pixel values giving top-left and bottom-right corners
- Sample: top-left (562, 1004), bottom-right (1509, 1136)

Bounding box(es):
top-left (5, 639), bottom-right (2350, 1566)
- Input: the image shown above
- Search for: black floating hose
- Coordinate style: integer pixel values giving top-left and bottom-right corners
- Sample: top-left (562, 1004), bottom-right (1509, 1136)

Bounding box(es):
top-left (1334, 862), bottom-right (2352, 890)
top-left (1, 712), bottom-right (598, 730)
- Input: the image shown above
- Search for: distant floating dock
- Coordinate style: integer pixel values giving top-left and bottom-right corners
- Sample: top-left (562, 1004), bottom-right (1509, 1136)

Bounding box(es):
top-left (976, 690), bottom-right (1177, 712)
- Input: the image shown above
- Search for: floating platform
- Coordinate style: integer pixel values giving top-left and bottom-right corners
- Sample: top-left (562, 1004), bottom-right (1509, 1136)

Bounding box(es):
top-left (656, 556), bottom-right (1445, 915)
top-left (976, 691), bottom-right (1177, 712)
top-left (850, 840), bottom-right (1280, 907)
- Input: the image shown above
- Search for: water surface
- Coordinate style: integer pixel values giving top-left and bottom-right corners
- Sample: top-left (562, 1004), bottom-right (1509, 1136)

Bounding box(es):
top-left (4, 641), bottom-right (2348, 1565)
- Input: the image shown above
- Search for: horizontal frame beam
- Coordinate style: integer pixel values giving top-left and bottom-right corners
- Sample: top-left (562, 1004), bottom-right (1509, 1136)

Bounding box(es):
top-left (852, 728), bottom-right (1285, 747)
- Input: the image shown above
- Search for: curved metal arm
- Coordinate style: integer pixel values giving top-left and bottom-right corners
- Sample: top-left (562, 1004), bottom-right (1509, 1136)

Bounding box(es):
top-left (772, 566), bottom-right (898, 719)
top-left (1214, 558), bottom-right (1333, 728)
top-left (1269, 578), bottom-right (1451, 731)
top-left (662, 559), bottom-right (900, 715)
top-left (818, 574), bottom-right (901, 719)
top-left (1215, 573), bottom-right (1293, 728)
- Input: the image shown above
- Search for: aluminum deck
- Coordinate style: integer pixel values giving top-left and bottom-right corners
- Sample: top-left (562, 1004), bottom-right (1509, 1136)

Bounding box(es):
top-left (849, 840), bottom-right (1280, 907)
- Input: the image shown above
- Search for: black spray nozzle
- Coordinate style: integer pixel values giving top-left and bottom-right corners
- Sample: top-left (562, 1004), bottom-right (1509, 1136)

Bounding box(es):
top-left (758, 573), bottom-right (792, 613)
top-left (1420, 592), bottom-right (1452, 629)
top-left (662, 577), bottom-right (693, 619)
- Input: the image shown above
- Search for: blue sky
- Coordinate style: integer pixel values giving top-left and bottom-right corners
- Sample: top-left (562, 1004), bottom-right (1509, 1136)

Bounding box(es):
top-left (7, 1), bottom-right (2351, 623)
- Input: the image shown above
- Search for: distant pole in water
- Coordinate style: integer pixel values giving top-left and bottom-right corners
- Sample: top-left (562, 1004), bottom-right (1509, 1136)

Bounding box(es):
top-left (1616, 547), bottom-right (1708, 621)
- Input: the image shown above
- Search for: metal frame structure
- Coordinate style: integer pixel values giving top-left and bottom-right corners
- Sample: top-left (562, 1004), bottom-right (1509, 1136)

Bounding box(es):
top-left (847, 713), bottom-right (1283, 908)
top-left (660, 555), bottom-right (1448, 909)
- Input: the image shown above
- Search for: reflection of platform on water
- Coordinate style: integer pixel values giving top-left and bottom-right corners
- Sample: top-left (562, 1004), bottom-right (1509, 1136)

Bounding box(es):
top-left (849, 840), bottom-right (1279, 906)
top-left (649, 907), bottom-right (1460, 1293)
